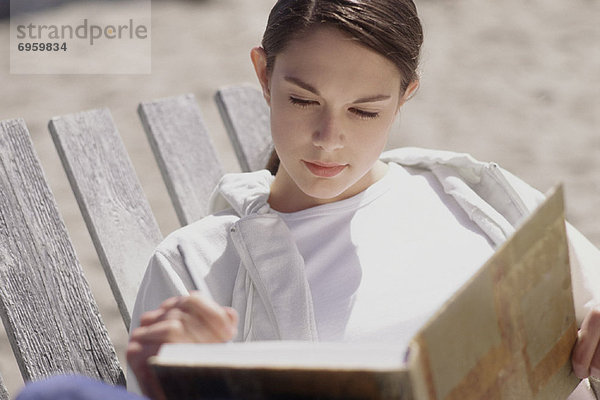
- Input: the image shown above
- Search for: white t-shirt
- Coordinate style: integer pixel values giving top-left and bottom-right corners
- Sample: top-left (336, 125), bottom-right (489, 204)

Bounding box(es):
top-left (274, 163), bottom-right (495, 347)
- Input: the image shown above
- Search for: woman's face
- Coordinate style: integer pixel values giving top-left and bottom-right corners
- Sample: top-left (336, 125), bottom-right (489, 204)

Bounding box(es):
top-left (252, 26), bottom-right (413, 212)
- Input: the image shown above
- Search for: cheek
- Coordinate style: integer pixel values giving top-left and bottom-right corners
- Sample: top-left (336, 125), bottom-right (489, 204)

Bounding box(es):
top-left (270, 112), bottom-right (295, 147)
top-left (349, 120), bottom-right (392, 153)
top-left (270, 108), bottom-right (312, 149)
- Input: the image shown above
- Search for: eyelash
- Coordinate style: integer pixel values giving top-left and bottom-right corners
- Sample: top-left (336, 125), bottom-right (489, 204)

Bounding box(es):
top-left (288, 96), bottom-right (316, 108)
top-left (349, 108), bottom-right (380, 120)
top-left (288, 96), bottom-right (380, 120)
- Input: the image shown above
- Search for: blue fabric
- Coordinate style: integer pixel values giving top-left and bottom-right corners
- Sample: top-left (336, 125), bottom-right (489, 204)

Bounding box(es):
top-left (16, 375), bottom-right (147, 400)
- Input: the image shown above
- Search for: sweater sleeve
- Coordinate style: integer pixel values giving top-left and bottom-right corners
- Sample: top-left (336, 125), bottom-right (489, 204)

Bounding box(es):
top-left (126, 249), bottom-right (192, 394)
top-left (501, 167), bottom-right (600, 324)
top-left (130, 250), bottom-right (193, 332)
top-left (566, 223), bottom-right (600, 322)
top-left (126, 212), bottom-right (240, 393)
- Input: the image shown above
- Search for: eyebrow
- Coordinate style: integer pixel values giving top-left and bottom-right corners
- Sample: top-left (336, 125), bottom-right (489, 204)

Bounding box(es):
top-left (284, 75), bottom-right (391, 104)
top-left (284, 76), bottom-right (320, 95)
top-left (353, 94), bottom-right (392, 104)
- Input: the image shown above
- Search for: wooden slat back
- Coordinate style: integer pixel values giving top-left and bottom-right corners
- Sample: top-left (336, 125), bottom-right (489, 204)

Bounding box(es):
top-left (0, 372), bottom-right (8, 400)
top-left (49, 109), bottom-right (163, 330)
top-left (215, 85), bottom-right (272, 172)
top-left (138, 94), bottom-right (224, 226)
top-left (0, 118), bottom-right (124, 385)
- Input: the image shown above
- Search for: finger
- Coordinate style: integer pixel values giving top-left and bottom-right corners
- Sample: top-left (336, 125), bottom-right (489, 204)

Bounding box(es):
top-left (126, 340), bottom-right (165, 399)
top-left (225, 307), bottom-right (239, 337)
top-left (159, 296), bottom-right (184, 311)
top-left (225, 307), bottom-right (239, 325)
top-left (126, 340), bottom-right (161, 372)
top-left (139, 296), bottom-right (187, 327)
top-left (140, 300), bottom-right (190, 327)
top-left (133, 315), bottom-right (227, 344)
top-left (178, 295), bottom-right (237, 341)
top-left (572, 308), bottom-right (600, 378)
top-left (139, 308), bottom-right (169, 327)
top-left (131, 318), bottom-right (186, 344)
top-left (591, 344), bottom-right (600, 378)
top-left (126, 339), bottom-right (160, 380)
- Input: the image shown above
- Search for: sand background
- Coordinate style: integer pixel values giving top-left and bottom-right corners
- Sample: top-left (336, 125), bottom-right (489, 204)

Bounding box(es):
top-left (0, 0), bottom-right (598, 396)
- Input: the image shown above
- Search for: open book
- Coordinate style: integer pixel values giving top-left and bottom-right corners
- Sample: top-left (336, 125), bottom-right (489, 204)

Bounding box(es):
top-left (150, 185), bottom-right (580, 399)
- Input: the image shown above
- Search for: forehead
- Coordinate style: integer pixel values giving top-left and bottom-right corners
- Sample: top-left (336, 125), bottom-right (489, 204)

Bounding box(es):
top-left (271, 26), bottom-right (402, 94)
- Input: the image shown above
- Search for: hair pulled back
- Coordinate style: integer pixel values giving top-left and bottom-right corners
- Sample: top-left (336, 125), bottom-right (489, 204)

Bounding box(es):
top-left (262, 0), bottom-right (423, 92)
top-left (261, 0), bottom-right (424, 174)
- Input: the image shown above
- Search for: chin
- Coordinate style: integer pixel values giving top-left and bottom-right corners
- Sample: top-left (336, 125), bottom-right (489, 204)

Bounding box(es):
top-left (300, 181), bottom-right (353, 202)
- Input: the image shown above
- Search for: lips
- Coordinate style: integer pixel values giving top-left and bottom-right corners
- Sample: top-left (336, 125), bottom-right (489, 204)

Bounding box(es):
top-left (303, 160), bottom-right (348, 178)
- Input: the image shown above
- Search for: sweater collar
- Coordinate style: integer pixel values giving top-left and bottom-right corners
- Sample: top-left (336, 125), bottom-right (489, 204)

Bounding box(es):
top-left (209, 169), bottom-right (273, 217)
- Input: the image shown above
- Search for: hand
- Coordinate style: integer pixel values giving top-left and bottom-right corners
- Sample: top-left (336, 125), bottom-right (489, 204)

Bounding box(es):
top-left (572, 307), bottom-right (600, 379)
top-left (126, 292), bottom-right (238, 399)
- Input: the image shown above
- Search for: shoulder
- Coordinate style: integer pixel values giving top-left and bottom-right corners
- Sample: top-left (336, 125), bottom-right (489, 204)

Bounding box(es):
top-left (135, 209), bottom-right (242, 316)
top-left (154, 209), bottom-right (240, 264)
top-left (382, 146), bottom-right (545, 209)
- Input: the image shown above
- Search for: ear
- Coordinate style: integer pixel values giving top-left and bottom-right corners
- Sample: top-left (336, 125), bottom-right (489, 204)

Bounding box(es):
top-left (396, 80), bottom-right (420, 110)
top-left (251, 47), bottom-right (271, 106)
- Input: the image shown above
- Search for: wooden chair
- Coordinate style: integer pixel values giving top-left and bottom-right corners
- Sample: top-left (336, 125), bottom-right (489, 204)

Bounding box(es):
top-left (0, 86), bottom-right (270, 398)
top-left (0, 118), bottom-right (125, 398)
top-left (215, 84), bottom-right (271, 173)
top-left (0, 85), bottom-right (597, 399)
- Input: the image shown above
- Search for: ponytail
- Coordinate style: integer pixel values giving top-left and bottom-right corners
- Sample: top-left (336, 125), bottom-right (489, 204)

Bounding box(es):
top-left (265, 149), bottom-right (280, 175)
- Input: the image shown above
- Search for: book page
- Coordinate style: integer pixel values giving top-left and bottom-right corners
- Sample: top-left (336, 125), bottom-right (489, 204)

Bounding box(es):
top-left (157, 341), bottom-right (407, 370)
top-left (409, 185), bottom-right (580, 400)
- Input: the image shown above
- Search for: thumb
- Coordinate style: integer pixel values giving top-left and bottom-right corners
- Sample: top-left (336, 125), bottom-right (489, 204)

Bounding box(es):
top-left (224, 307), bottom-right (239, 338)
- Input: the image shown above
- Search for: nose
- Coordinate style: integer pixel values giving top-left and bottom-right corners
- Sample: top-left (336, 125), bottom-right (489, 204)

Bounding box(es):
top-left (312, 111), bottom-right (344, 151)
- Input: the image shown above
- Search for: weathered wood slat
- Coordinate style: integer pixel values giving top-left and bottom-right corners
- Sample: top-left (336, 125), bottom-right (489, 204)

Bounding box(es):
top-left (215, 85), bottom-right (271, 172)
top-left (138, 94), bottom-right (224, 226)
top-left (0, 373), bottom-right (8, 400)
top-left (49, 109), bottom-right (163, 330)
top-left (0, 118), bottom-right (124, 385)
top-left (591, 378), bottom-right (600, 398)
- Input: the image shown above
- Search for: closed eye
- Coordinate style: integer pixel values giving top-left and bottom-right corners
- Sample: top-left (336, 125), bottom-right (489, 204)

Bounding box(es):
top-left (349, 107), bottom-right (380, 120)
top-left (289, 96), bottom-right (319, 108)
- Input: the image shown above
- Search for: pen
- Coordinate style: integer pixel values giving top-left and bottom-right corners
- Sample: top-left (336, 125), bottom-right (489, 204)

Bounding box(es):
top-left (177, 244), bottom-right (214, 301)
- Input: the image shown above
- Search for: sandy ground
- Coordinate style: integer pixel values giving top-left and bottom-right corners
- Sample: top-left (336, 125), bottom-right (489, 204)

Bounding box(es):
top-left (0, 0), bottom-right (598, 396)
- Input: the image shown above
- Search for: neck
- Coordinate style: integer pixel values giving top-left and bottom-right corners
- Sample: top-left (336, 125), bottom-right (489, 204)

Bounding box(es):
top-left (268, 161), bottom-right (388, 213)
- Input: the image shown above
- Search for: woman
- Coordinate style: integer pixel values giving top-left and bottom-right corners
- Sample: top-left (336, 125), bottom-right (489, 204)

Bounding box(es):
top-left (126, 0), bottom-right (600, 397)
top-left (17, 0), bottom-right (600, 399)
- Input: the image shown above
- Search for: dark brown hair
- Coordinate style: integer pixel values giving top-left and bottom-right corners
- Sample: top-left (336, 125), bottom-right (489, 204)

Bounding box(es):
top-left (262, 0), bottom-right (424, 174)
